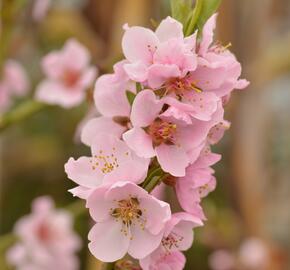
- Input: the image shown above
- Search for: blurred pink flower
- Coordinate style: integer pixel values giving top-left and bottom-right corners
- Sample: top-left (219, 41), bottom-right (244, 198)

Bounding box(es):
top-left (86, 181), bottom-right (171, 262)
top-left (32, 0), bottom-right (52, 22)
top-left (0, 60), bottom-right (29, 113)
top-left (6, 196), bottom-right (81, 270)
top-left (209, 249), bottom-right (235, 270)
top-left (238, 238), bottom-right (269, 269)
top-left (123, 90), bottom-right (223, 176)
top-left (35, 39), bottom-right (97, 108)
top-left (65, 134), bottom-right (150, 199)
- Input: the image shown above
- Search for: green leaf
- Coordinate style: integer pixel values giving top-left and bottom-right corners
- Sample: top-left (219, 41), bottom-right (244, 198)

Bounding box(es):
top-left (196, 0), bottom-right (221, 31)
top-left (184, 0), bottom-right (203, 36)
top-left (136, 82), bottom-right (142, 93)
top-left (126, 91), bottom-right (136, 106)
top-left (171, 0), bottom-right (222, 37)
top-left (170, 0), bottom-right (193, 28)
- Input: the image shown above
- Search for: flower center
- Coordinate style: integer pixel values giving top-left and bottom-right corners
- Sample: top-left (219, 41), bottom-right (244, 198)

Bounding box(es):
top-left (161, 232), bottom-right (184, 252)
top-left (148, 118), bottom-right (177, 146)
top-left (90, 148), bottom-right (129, 174)
top-left (110, 197), bottom-right (146, 238)
top-left (165, 76), bottom-right (202, 97)
top-left (36, 222), bottom-right (51, 243)
top-left (62, 69), bottom-right (80, 87)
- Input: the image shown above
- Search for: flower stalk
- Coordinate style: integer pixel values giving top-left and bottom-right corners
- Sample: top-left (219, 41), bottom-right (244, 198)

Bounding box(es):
top-left (0, 100), bottom-right (46, 132)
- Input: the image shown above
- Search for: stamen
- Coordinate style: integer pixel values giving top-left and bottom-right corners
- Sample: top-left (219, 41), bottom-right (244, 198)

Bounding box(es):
top-left (110, 197), bottom-right (147, 237)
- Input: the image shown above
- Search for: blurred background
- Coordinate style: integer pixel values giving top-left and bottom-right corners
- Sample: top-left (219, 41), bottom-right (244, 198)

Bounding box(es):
top-left (1, 0), bottom-right (290, 269)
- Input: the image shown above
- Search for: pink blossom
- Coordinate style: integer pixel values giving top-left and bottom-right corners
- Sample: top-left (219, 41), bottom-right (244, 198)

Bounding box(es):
top-left (0, 60), bottom-right (29, 113)
top-left (6, 196), bottom-right (81, 270)
top-left (207, 120), bottom-right (231, 145)
top-left (139, 212), bottom-right (202, 270)
top-left (176, 148), bottom-right (221, 218)
top-left (94, 60), bottom-right (135, 117)
top-left (209, 250), bottom-right (235, 270)
top-left (86, 181), bottom-right (171, 262)
top-left (35, 39), bottom-right (97, 108)
top-left (238, 238), bottom-right (269, 269)
top-left (140, 249), bottom-right (186, 270)
top-left (192, 14), bottom-right (249, 97)
top-left (123, 90), bottom-right (223, 176)
top-left (122, 16), bottom-right (197, 88)
top-left (121, 14), bottom-right (248, 101)
top-left (32, 0), bottom-right (52, 22)
top-left (65, 134), bottom-right (150, 199)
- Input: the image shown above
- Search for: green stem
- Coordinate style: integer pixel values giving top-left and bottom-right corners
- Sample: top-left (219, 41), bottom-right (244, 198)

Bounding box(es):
top-left (144, 173), bottom-right (169, 193)
top-left (0, 234), bottom-right (18, 252)
top-left (185, 0), bottom-right (203, 36)
top-left (141, 166), bottom-right (163, 189)
top-left (0, 100), bottom-right (46, 132)
top-left (104, 262), bottom-right (115, 270)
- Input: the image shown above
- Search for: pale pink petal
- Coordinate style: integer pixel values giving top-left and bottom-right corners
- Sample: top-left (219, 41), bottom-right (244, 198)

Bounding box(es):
top-left (88, 220), bottom-right (130, 262)
top-left (177, 121), bottom-right (210, 150)
top-left (94, 74), bottom-right (131, 117)
top-left (156, 144), bottom-right (189, 177)
top-left (153, 39), bottom-right (197, 75)
top-left (155, 16), bottom-right (183, 42)
top-left (199, 13), bottom-right (217, 55)
top-left (86, 186), bottom-right (114, 222)
top-left (32, 0), bottom-right (51, 21)
top-left (147, 64), bottom-right (181, 89)
top-left (123, 127), bottom-right (155, 158)
top-left (64, 157), bottom-right (103, 188)
top-left (128, 225), bottom-right (164, 259)
top-left (208, 120), bottom-right (231, 144)
top-left (184, 31), bottom-right (197, 52)
top-left (35, 80), bottom-right (85, 108)
top-left (6, 244), bottom-right (27, 266)
top-left (235, 79), bottom-right (250, 89)
top-left (68, 186), bottom-right (91, 199)
top-left (131, 90), bottom-right (163, 127)
top-left (81, 117), bottom-right (126, 146)
top-left (123, 61), bottom-right (148, 82)
top-left (104, 159), bottom-right (149, 185)
top-left (194, 150), bottom-right (221, 168)
top-left (141, 196), bottom-right (171, 235)
top-left (184, 91), bottom-right (219, 121)
top-left (209, 250), bottom-right (235, 270)
top-left (4, 60), bottom-right (29, 96)
top-left (189, 62), bottom-right (227, 92)
top-left (62, 39), bottom-right (90, 71)
top-left (41, 52), bottom-right (64, 79)
top-left (78, 66), bottom-right (97, 89)
top-left (104, 181), bottom-right (148, 202)
top-left (122, 26), bottom-right (159, 64)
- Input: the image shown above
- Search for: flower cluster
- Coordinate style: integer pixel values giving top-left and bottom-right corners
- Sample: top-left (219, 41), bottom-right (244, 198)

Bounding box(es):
top-left (6, 196), bottom-right (81, 270)
top-left (0, 60), bottom-right (29, 113)
top-left (65, 14), bottom-right (248, 269)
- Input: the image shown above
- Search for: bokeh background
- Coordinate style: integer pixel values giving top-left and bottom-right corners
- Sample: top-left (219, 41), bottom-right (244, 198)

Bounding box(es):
top-left (1, 0), bottom-right (290, 269)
